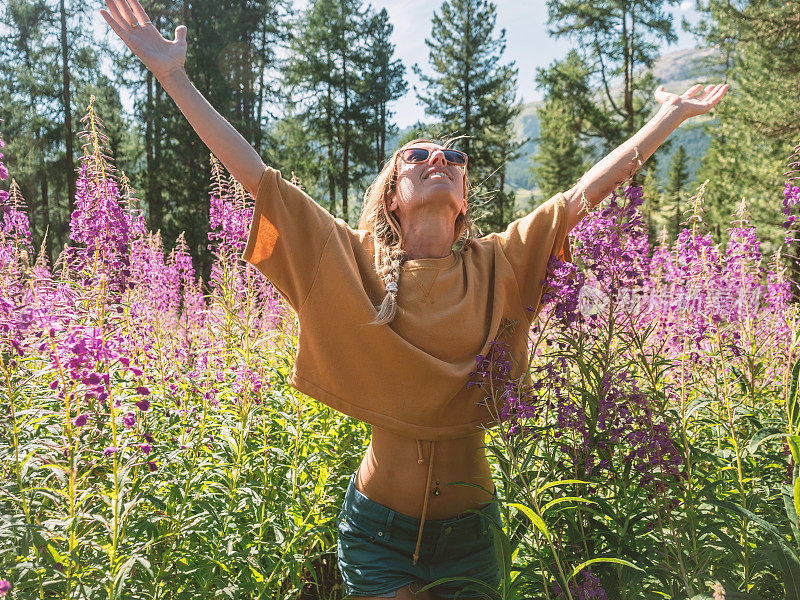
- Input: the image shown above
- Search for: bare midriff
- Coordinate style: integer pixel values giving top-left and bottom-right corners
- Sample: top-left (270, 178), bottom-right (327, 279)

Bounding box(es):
top-left (355, 424), bottom-right (496, 520)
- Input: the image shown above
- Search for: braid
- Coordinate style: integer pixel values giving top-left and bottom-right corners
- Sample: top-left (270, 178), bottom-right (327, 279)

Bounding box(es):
top-left (369, 242), bottom-right (407, 326)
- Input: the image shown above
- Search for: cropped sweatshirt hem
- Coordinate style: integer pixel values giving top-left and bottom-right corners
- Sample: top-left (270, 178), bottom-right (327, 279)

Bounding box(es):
top-left (289, 371), bottom-right (497, 441)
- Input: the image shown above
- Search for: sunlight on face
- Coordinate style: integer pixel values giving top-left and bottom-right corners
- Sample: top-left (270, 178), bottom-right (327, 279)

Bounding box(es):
top-left (389, 143), bottom-right (467, 219)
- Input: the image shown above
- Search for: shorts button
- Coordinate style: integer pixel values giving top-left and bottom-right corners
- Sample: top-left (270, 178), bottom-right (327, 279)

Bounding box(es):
top-left (378, 532), bottom-right (383, 536)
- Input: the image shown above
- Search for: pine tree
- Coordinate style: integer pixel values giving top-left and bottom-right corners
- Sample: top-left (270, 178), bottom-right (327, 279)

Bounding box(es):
top-left (287, 0), bottom-right (375, 221)
top-left (663, 144), bottom-right (688, 240)
top-left (532, 99), bottom-right (585, 201)
top-left (0, 0), bottom-right (122, 258)
top-left (362, 8), bottom-right (406, 171)
top-left (118, 0), bottom-right (289, 275)
top-left (545, 0), bottom-right (680, 173)
top-left (531, 51), bottom-right (594, 201)
top-left (642, 166), bottom-right (661, 243)
top-left (693, 0), bottom-right (798, 255)
top-left (414, 0), bottom-right (522, 230)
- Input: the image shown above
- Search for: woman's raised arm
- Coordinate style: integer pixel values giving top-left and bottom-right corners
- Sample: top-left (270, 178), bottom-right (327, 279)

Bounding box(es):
top-left (100, 0), bottom-right (265, 197)
top-left (563, 83), bottom-right (729, 232)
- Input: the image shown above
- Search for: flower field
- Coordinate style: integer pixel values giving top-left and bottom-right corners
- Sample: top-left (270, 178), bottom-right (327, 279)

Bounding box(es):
top-left (2, 99), bottom-right (800, 600)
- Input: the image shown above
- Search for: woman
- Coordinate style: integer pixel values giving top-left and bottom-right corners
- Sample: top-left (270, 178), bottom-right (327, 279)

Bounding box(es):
top-left (100, 2), bottom-right (728, 598)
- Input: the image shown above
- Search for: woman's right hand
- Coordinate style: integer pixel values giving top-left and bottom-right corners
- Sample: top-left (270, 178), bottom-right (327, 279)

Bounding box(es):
top-left (100, 0), bottom-right (187, 81)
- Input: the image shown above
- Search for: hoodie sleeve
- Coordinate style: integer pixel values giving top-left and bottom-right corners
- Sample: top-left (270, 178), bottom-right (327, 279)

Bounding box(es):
top-left (490, 192), bottom-right (573, 320)
top-left (242, 166), bottom-right (336, 311)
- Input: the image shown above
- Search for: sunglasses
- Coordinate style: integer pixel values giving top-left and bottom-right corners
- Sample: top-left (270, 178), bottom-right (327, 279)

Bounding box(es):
top-left (400, 147), bottom-right (468, 167)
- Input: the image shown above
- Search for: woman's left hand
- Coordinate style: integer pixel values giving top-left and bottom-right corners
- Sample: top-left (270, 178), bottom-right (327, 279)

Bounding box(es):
top-left (654, 83), bottom-right (729, 119)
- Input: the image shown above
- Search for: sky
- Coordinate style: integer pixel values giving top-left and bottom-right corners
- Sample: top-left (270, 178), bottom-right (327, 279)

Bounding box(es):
top-left (99, 0), bottom-right (702, 129)
top-left (346, 0), bottom-right (701, 127)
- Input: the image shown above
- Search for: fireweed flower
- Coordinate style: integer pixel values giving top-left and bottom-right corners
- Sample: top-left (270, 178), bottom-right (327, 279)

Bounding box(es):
top-left (0, 579), bottom-right (9, 597)
top-left (73, 414), bottom-right (88, 427)
top-left (103, 446), bottom-right (117, 458)
top-left (123, 412), bottom-right (136, 429)
top-left (48, 326), bottom-right (124, 405)
top-left (553, 568), bottom-right (608, 600)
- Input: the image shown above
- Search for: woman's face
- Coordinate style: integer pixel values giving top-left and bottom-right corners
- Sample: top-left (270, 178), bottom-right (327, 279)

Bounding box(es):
top-left (387, 142), bottom-right (467, 220)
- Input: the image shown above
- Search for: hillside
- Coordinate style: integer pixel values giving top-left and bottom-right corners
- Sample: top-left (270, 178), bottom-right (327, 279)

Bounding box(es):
top-left (507, 46), bottom-right (723, 206)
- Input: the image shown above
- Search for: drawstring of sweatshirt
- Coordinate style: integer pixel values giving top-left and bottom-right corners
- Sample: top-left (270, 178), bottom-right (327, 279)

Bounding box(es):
top-left (413, 438), bottom-right (436, 565)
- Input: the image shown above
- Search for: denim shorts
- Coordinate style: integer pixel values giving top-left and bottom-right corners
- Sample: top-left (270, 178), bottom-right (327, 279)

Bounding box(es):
top-left (336, 470), bottom-right (502, 598)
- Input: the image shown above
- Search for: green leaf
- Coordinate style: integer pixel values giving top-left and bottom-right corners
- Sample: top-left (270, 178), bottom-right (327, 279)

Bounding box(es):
top-left (790, 358), bottom-right (800, 430)
top-left (569, 557), bottom-right (643, 581)
top-left (508, 502), bottom-right (550, 541)
top-left (748, 427), bottom-right (787, 455)
top-left (790, 436), bottom-right (800, 465)
top-left (538, 479), bottom-right (591, 493)
top-left (794, 477), bottom-right (800, 533)
top-left (418, 576), bottom-right (501, 600)
top-left (783, 483), bottom-right (800, 547)
top-left (542, 496), bottom-right (596, 514)
top-left (686, 396), bottom-right (714, 419)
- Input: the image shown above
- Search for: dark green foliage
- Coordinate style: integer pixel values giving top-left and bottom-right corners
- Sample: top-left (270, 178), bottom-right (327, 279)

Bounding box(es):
top-left (0, 0), bottom-right (120, 260)
top-left (414, 0), bottom-right (523, 230)
top-left (531, 99), bottom-right (585, 201)
top-left (155, 0), bottom-right (289, 277)
top-left (663, 144), bottom-right (689, 239)
top-left (362, 9), bottom-right (407, 172)
top-left (693, 0), bottom-right (800, 258)
top-left (531, 51), bottom-right (592, 201)
top-left (543, 0), bottom-right (681, 189)
top-left (284, 0), bottom-right (405, 222)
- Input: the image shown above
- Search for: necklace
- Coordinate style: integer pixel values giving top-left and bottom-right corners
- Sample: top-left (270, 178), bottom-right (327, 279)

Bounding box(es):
top-left (406, 269), bottom-right (440, 304)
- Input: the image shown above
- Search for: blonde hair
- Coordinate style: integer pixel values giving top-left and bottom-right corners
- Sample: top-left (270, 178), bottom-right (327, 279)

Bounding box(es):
top-left (357, 138), bottom-right (478, 326)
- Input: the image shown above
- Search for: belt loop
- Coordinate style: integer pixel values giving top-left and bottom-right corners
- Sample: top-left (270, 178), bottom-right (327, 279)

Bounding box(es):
top-left (383, 510), bottom-right (394, 542)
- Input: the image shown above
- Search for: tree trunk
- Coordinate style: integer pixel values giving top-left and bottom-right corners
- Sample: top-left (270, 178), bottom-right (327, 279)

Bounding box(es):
top-left (36, 126), bottom-right (50, 257)
top-left (59, 0), bottom-right (75, 218)
top-left (255, 22), bottom-right (266, 154)
top-left (340, 1), bottom-right (349, 220)
top-left (623, 9), bottom-right (634, 136)
top-left (380, 99), bottom-right (386, 167)
top-left (145, 70), bottom-right (164, 230)
top-left (463, 3), bottom-right (472, 156)
top-left (499, 167), bottom-right (506, 225)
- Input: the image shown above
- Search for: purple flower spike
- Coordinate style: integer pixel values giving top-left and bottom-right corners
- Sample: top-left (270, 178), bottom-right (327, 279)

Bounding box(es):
top-left (103, 446), bottom-right (117, 458)
top-left (140, 443), bottom-right (152, 455)
top-left (73, 414), bottom-right (88, 427)
top-left (135, 399), bottom-right (150, 412)
top-left (123, 412), bottom-right (136, 429)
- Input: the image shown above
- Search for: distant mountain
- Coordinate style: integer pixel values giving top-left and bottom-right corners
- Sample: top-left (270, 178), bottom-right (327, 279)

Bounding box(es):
top-left (506, 46), bottom-right (724, 205)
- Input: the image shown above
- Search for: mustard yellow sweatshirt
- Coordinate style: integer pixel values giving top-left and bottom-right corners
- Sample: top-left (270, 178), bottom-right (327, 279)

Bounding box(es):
top-left (242, 166), bottom-right (572, 441)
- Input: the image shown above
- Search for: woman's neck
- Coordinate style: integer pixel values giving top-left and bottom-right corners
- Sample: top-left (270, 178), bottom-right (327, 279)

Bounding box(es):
top-left (399, 212), bottom-right (455, 260)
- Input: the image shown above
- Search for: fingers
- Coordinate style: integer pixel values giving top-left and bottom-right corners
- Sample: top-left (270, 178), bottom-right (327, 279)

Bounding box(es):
top-left (707, 83), bottom-right (729, 106)
top-left (695, 84), bottom-right (717, 102)
top-left (100, 9), bottom-right (131, 39)
top-left (103, 0), bottom-right (131, 34)
top-left (681, 84), bottom-right (704, 98)
top-left (125, 0), bottom-right (151, 24)
top-left (111, 0), bottom-right (138, 27)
